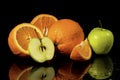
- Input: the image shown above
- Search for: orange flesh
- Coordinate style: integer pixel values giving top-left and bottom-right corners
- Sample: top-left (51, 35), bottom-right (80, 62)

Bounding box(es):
top-left (70, 39), bottom-right (92, 61)
top-left (77, 43), bottom-right (89, 57)
top-left (31, 15), bottom-right (58, 36)
top-left (33, 17), bottom-right (57, 27)
top-left (16, 26), bottom-right (41, 50)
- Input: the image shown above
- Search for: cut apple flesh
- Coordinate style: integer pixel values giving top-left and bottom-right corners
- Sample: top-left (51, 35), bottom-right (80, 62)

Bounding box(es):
top-left (28, 37), bottom-right (55, 63)
top-left (70, 38), bottom-right (92, 61)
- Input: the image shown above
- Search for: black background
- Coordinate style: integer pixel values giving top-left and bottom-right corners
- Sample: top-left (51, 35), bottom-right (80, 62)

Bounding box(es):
top-left (0, 1), bottom-right (119, 80)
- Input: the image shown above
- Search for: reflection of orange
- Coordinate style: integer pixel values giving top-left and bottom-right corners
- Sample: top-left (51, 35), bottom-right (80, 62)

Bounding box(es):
top-left (8, 23), bottom-right (43, 57)
top-left (31, 14), bottom-right (58, 36)
top-left (9, 63), bottom-right (32, 80)
top-left (54, 61), bottom-right (90, 80)
top-left (48, 19), bottom-right (84, 55)
top-left (70, 38), bottom-right (92, 61)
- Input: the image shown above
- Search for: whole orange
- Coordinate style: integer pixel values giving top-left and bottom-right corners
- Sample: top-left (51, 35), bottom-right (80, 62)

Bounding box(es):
top-left (48, 19), bottom-right (84, 55)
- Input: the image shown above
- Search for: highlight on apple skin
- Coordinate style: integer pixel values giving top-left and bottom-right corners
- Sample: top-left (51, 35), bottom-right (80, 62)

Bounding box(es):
top-left (88, 27), bottom-right (114, 54)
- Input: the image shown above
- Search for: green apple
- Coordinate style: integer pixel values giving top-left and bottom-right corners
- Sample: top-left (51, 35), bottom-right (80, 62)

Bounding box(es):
top-left (88, 56), bottom-right (113, 79)
top-left (28, 66), bottom-right (55, 80)
top-left (88, 27), bottom-right (114, 54)
top-left (28, 37), bottom-right (55, 63)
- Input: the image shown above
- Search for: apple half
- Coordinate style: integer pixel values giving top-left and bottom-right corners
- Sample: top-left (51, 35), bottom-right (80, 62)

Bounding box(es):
top-left (28, 37), bottom-right (55, 63)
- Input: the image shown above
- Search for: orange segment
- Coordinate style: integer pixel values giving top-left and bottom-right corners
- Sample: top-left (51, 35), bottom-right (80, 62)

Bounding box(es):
top-left (8, 23), bottom-right (43, 57)
top-left (31, 14), bottom-right (58, 36)
top-left (70, 38), bottom-right (92, 61)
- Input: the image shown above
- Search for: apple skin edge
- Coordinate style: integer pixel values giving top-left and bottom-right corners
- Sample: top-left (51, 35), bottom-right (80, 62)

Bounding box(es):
top-left (88, 27), bottom-right (114, 55)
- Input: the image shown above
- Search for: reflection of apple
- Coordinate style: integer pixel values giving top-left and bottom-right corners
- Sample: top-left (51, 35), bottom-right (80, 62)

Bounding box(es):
top-left (88, 56), bottom-right (113, 79)
top-left (28, 37), bottom-right (55, 63)
top-left (28, 66), bottom-right (55, 80)
top-left (88, 27), bottom-right (114, 54)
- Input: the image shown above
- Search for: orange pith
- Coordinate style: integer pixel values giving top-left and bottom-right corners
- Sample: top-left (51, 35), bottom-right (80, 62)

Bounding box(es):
top-left (8, 23), bottom-right (43, 57)
top-left (31, 14), bottom-right (58, 36)
top-left (48, 19), bottom-right (84, 55)
top-left (70, 38), bottom-right (92, 61)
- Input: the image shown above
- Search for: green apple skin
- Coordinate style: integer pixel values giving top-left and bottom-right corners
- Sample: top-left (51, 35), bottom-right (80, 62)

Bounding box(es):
top-left (28, 37), bottom-right (55, 63)
top-left (88, 27), bottom-right (114, 54)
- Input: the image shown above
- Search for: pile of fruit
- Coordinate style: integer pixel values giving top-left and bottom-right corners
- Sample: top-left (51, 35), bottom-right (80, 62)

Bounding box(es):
top-left (8, 14), bottom-right (114, 80)
top-left (8, 14), bottom-right (114, 63)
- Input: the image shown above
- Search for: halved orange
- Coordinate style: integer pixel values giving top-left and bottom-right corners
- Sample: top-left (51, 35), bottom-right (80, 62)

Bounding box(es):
top-left (70, 38), bottom-right (92, 61)
top-left (30, 14), bottom-right (58, 36)
top-left (8, 23), bottom-right (43, 57)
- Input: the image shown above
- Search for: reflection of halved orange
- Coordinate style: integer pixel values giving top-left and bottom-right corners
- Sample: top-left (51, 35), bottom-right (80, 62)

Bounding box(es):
top-left (17, 67), bottom-right (32, 80)
top-left (8, 23), bottom-right (43, 57)
top-left (9, 63), bottom-right (32, 80)
top-left (48, 19), bottom-right (84, 55)
top-left (70, 38), bottom-right (92, 61)
top-left (31, 14), bottom-right (58, 36)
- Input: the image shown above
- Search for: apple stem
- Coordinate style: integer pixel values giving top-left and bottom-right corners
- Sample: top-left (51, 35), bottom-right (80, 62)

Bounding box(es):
top-left (41, 74), bottom-right (46, 79)
top-left (39, 39), bottom-right (46, 51)
top-left (98, 20), bottom-right (102, 28)
top-left (41, 46), bottom-right (46, 51)
top-left (34, 29), bottom-right (46, 51)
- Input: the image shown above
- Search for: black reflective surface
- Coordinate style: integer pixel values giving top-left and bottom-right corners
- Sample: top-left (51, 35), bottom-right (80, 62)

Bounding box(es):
top-left (0, 1), bottom-right (119, 80)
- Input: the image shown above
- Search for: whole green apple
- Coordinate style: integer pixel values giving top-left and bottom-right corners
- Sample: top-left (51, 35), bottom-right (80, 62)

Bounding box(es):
top-left (88, 27), bottom-right (114, 54)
